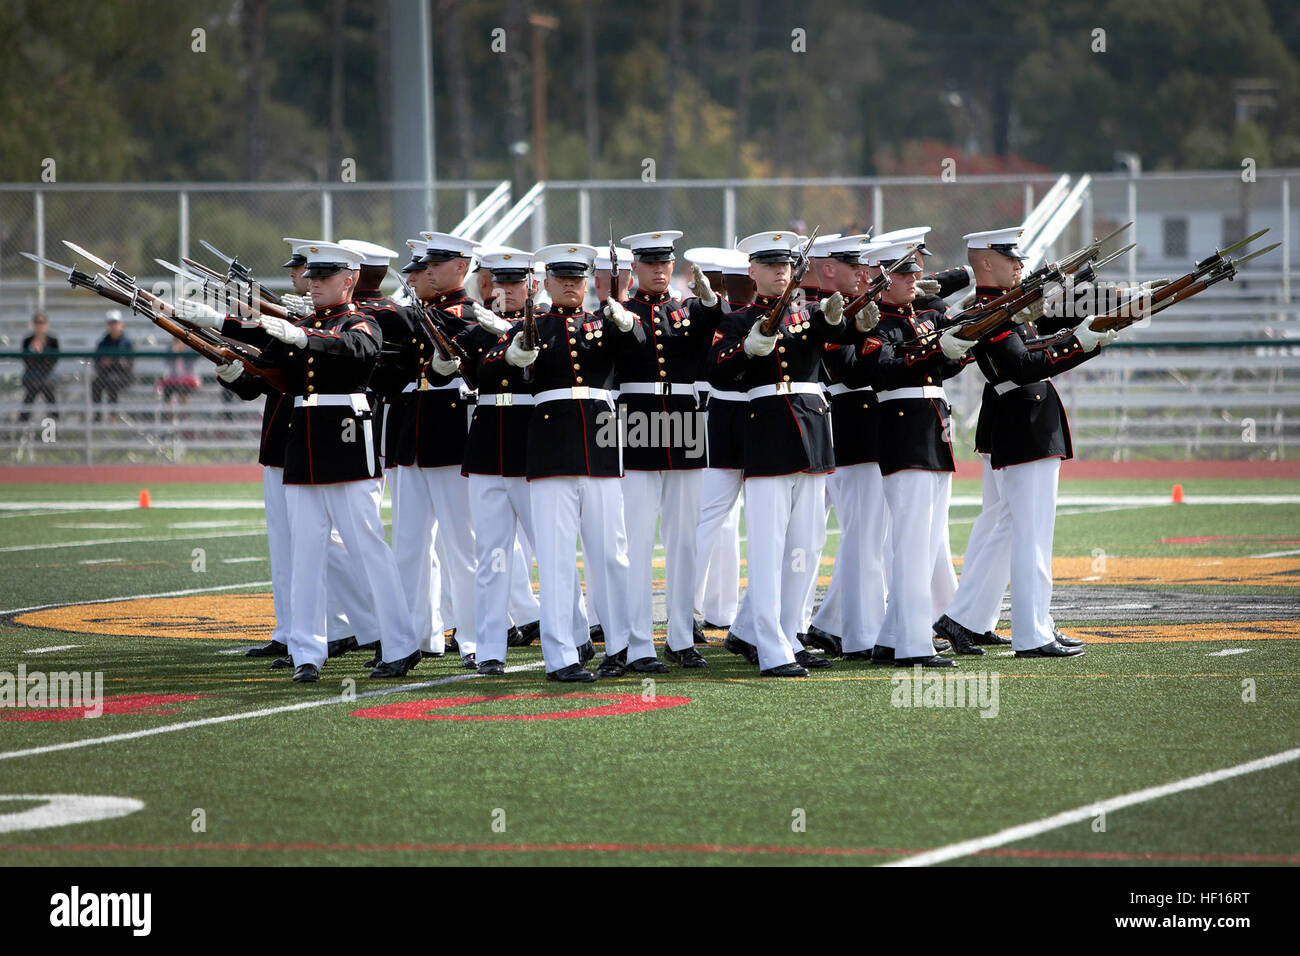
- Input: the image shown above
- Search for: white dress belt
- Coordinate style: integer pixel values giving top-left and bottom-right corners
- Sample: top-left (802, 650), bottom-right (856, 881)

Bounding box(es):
top-left (876, 385), bottom-right (947, 402)
top-left (476, 393), bottom-right (535, 406)
top-left (747, 381), bottom-right (823, 399)
top-left (294, 393), bottom-right (370, 411)
top-left (826, 383), bottom-right (874, 397)
top-left (617, 381), bottom-right (697, 397)
top-left (994, 379), bottom-right (1046, 396)
top-left (707, 389), bottom-right (747, 403)
top-left (535, 387), bottom-right (615, 405)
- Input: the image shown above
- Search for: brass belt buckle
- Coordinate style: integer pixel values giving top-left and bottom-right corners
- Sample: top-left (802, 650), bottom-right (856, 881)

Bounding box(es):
top-left (571, 386), bottom-right (590, 399)
top-left (498, 393), bottom-right (513, 406)
top-left (775, 381), bottom-right (792, 395)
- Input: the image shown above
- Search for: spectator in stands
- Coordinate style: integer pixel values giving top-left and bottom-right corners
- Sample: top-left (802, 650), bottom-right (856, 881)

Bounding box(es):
top-left (19, 312), bottom-right (60, 422)
top-left (91, 309), bottom-right (134, 420)
top-left (159, 338), bottom-right (200, 404)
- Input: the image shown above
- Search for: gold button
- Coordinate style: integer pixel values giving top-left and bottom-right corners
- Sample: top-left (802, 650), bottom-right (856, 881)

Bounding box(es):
top-left (778, 346), bottom-right (786, 353)
top-left (307, 357), bottom-right (314, 364)
top-left (576, 377), bottom-right (583, 384)
top-left (780, 361), bottom-right (788, 368)
top-left (307, 371), bottom-right (314, 377)
top-left (782, 375), bottom-right (790, 382)
top-left (573, 363), bottom-right (581, 370)
top-left (501, 379), bottom-right (509, 387)
top-left (543, 413), bottom-right (549, 420)
top-left (898, 410), bottom-right (904, 416)
top-left (656, 343), bottom-right (664, 350)
top-left (658, 357), bottom-right (665, 364)
top-left (571, 350), bottom-right (578, 357)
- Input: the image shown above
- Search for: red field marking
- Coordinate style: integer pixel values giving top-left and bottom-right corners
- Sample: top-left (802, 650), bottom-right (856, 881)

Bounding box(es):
top-left (1161, 535), bottom-right (1300, 544)
top-left (0, 693), bottom-right (212, 722)
top-left (351, 693), bottom-right (692, 721)
top-left (0, 841), bottom-right (1294, 863)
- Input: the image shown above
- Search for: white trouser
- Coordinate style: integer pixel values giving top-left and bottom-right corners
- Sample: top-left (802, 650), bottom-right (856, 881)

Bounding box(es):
top-left (800, 485), bottom-right (831, 631)
top-left (391, 464), bottom-right (477, 656)
top-left (509, 534), bottom-right (540, 625)
top-left (530, 476), bottom-right (639, 672)
top-left (812, 463), bottom-right (888, 652)
top-left (623, 469), bottom-right (702, 652)
top-left (284, 478), bottom-right (418, 668)
top-left (879, 469), bottom-right (952, 659)
top-left (741, 473), bottom-right (824, 670)
top-left (945, 455), bottom-right (1013, 634)
top-left (264, 466), bottom-right (358, 644)
top-left (1001, 457), bottom-right (1061, 651)
top-left (694, 467), bottom-right (743, 626)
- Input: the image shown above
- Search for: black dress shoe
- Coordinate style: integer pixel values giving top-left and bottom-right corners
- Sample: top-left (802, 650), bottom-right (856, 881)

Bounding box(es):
top-left (246, 640), bottom-right (287, 658)
top-left (628, 656), bottom-right (670, 674)
top-left (664, 645), bottom-right (709, 668)
top-left (270, 655), bottom-right (294, 670)
top-left (896, 654), bottom-right (958, 668)
top-left (803, 625), bottom-right (843, 657)
top-left (477, 659), bottom-right (506, 676)
top-left (363, 652), bottom-right (382, 668)
top-left (723, 633), bottom-right (759, 664)
top-left (842, 649), bottom-right (874, 661)
top-left (589, 624), bottom-right (605, 644)
top-left (701, 620), bottom-right (730, 631)
top-left (1016, 640), bottom-right (1084, 658)
top-left (577, 639), bottom-right (595, 663)
top-left (933, 615), bottom-right (985, 655)
top-left (692, 619), bottom-right (708, 645)
top-left (870, 644), bottom-right (895, 664)
top-left (794, 649), bottom-right (833, 670)
top-left (370, 649), bottom-right (422, 678)
top-left (547, 662), bottom-right (596, 683)
top-left (445, 629), bottom-right (458, 653)
top-left (975, 629), bottom-right (1012, 646)
top-left (327, 636), bottom-right (358, 658)
top-left (420, 649), bottom-right (445, 659)
top-left (1053, 628), bottom-right (1085, 647)
top-left (933, 637), bottom-right (953, 653)
top-left (595, 649), bottom-right (627, 678)
top-left (761, 662), bottom-right (809, 677)
top-left (460, 653), bottom-right (477, 670)
top-left (356, 640), bottom-right (380, 652)
top-left (292, 663), bottom-right (320, 683)
top-left (508, 620), bottom-right (540, 647)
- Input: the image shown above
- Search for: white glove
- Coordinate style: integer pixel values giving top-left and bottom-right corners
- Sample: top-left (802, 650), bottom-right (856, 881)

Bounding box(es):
top-left (821, 291), bottom-right (845, 325)
top-left (259, 315), bottom-right (308, 348)
top-left (744, 326), bottom-right (777, 357)
top-left (473, 301), bottom-right (512, 336)
top-left (854, 298), bottom-right (880, 333)
top-left (688, 263), bottom-right (718, 307)
top-left (939, 328), bottom-right (976, 360)
top-left (1074, 317), bottom-right (1118, 352)
top-left (172, 297), bottom-right (224, 329)
top-left (914, 278), bottom-right (941, 297)
top-left (505, 331), bottom-right (537, 368)
top-left (215, 362), bottom-right (244, 383)
top-left (429, 352), bottom-right (460, 376)
top-left (280, 293), bottom-right (314, 318)
top-left (604, 297), bottom-right (635, 332)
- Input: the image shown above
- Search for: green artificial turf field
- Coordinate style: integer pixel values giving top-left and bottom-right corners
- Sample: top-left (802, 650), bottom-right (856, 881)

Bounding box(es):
top-left (0, 477), bottom-right (1297, 866)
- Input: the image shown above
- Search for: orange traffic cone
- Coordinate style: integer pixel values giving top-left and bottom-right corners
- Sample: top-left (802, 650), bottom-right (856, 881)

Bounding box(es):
top-left (1171, 483), bottom-right (1184, 503)
top-left (139, 488), bottom-right (152, 508)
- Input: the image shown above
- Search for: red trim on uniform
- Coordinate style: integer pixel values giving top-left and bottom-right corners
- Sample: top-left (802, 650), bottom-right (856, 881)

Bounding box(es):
top-left (305, 408), bottom-right (315, 482)
top-left (990, 329), bottom-right (1014, 343)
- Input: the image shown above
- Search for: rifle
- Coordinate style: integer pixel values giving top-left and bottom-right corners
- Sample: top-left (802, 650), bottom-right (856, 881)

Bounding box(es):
top-left (157, 257), bottom-right (291, 322)
top-left (608, 221), bottom-right (622, 303)
top-left (757, 226), bottom-right (820, 336)
top-left (386, 267), bottom-right (478, 391)
top-left (521, 280), bottom-right (538, 384)
top-left (199, 238), bottom-right (285, 307)
top-left (844, 246), bottom-right (920, 320)
top-left (25, 251), bottom-right (287, 393)
top-left (1025, 238), bottom-right (1279, 352)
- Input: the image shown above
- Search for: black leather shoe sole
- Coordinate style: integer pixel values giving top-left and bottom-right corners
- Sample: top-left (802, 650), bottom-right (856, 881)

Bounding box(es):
top-left (628, 657), bottom-right (670, 674)
top-left (547, 664), bottom-right (596, 683)
top-left (1016, 641), bottom-right (1085, 658)
top-left (664, 646), bottom-right (709, 668)
top-left (292, 664), bottom-right (320, 683)
top-left (896, 655), bottom-right (958, 668)
top-left (477, 659), bottom-right (506, 676)
top-left (1053, 630), bottom-right (1085, 647)
top-left (369, 650), bottom-right (422, 678)
top-left (761, 663), bottom-right (809, 677)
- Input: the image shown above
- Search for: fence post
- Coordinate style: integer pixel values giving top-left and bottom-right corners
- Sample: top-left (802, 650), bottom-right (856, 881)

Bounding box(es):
top-left (872, 185), bottom-right (884, 236)
top-left (321, 188), bottom-right (333, 240)
top-left (1023, 182), bottom-right (1034, 222)
top-left (34, 190), bottom-right (46, 310)
top-left (723, 186), bottom-right (736, 247)
top-left (178, 189), bottom-right (190, 263)
top-left (530, 191), bottom-right (546, 251)
top-left (578, 187), bottom-right (590, 245)
top-left (1282, 174), bottom-right (1291, 304)
top-left (465, 189), bottom-right (477, 222)
top-left (1127, 175), bottom-right (1138, 284)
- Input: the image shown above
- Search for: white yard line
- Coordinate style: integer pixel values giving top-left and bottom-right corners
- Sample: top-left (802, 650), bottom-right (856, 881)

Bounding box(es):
top-left (1207, 648), bottom-right (1252, 657)
top-left (0, 529), bottom-right (266, 554)
top-left (22, 645), bottom-right (82, 655)
top-left (883, 746), bottom-right (1300, 867)
top-left (0, 580), bottom-right (271, 617)
top-left (0, 662), bottom-right (546, 763)
top-left (1250, 548), bottom-right (1300, 559)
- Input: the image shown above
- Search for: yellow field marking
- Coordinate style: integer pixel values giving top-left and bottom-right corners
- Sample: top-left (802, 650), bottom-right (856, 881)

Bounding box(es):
top-left (15, 594), bottom-right (275, 641)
